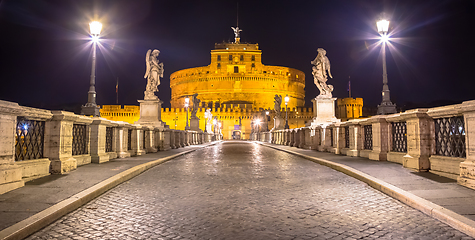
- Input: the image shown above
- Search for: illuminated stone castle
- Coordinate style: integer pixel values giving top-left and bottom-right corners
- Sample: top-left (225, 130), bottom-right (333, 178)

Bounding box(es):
top-left (100, 29), bottom-right (362, 139)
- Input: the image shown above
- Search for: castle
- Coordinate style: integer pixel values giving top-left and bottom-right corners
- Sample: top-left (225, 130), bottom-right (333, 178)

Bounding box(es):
top-left (100, 29), bottom-right (363, 139)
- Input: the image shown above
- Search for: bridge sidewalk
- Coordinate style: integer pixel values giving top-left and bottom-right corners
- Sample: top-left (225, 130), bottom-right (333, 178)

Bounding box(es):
top-left (0, 142), bottom-right (217, 240)
top-left (260, 142), bottom-right (475, 237)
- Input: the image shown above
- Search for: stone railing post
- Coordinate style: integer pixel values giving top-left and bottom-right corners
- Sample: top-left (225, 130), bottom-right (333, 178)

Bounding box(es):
top-left (368, 117), bottom-right (390, 161)
top-left (323, 127), bottom-right (332, 152)
top-left (347, 122), bottom-right (363, 157)
top-left (145, 127), bottom-right (158, 153)
top-left (133, 126), bottom-right (146, 156)
top-left (0, 101), bottom-right (24, 194)
top-left (298, 128), bottom-right (305, 148)
top-left (90, 118), bottom-right (115, 163)
top-left (178, 131), bottom-right (183, 148)
top-left (314, 127), bottom-right (322, 151)
top-left (403, 110), bottom-right (432, 171)
top-left (291, 129), bottom-right (298, 147)
top-left (459, 100), bottom-right (475, 189)
top-left (115, 122), bottom-right (132, 158)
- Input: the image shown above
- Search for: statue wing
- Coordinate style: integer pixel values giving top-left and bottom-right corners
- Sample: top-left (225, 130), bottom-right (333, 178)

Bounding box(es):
top-left (144, 49), bottom-right (151, 78)
top-left (325, 57), bottom-right (333, 78)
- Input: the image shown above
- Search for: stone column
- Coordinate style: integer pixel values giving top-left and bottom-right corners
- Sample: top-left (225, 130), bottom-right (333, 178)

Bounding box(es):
top-left (459, 100), bottom-right (475, 189)
top-left (322, 127), bottom-right (332, 152)
top-left (292, 129), bottom-right (299, 147)
top-left (45, 111), bottom-right (79, 174)
top-left (298, 128), bottom-right (305, 148)
top-left (400, 110), bottom-right (432, 171)
top-left (176, 131), bottom-right (182, 148)
top-left (145, 127), bottom-right (158, 153)
top-left (347, 123), bottom-right (363, 157)
top-left (314, 127), bottom-right (322, 151)
top-left (368, 117), bottom-right (390, 161)
top-left (132, 126), bottom-right (146, 156)
top-left (89, 118), bottom-right (114, 163)
top-left (0, 101), bottom-right (24, 194)
top-left (169, 130), bottom-right (176, 149)
top-left (115, 122), bottom-right (131, 158)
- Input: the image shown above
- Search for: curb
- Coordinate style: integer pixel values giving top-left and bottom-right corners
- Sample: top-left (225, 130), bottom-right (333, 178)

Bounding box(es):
top-left (258, 142), bottom-right (475, 238)
top-left (0, 143), bottom-right (218, 240)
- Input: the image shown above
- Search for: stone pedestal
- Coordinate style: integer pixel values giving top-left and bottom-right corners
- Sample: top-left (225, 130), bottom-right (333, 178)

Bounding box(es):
top-left (190, 117), bottom-right (200, 131)
top-left (0, 101), bottom-right (24, 194)
top-left (368, 117), bottom-right (390, 161)
top-left (458, 100), bottom-right (475, 189)
top-left (136, 99), bottom-right (166, 128)
top-left (309, 97), bottom-right (340, 127)
top-left (90, 118), bottom-right (112, 164)
top-left (272, 116), bottom-right (285, 131)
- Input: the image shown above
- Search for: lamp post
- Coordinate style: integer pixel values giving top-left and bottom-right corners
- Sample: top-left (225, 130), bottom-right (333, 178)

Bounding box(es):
top-left (265, 111), bottom-right (269, 131)
top-left (81, 21), bottom-right (103, 117)
top-left (376, 18), bottom-right (397, 115)
top-left (255, 119), bottom-right (261, 141)
top-left (284, 95), bottom-right (290, 129)
top-left (173, 112), bottom-right (178, 129)
top-left (185, 97), bottom-right (190, 130)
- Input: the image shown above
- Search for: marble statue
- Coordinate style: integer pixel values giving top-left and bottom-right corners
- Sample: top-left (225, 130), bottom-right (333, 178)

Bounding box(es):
top-left (311, 48), bottom-right (333, 98)
top-left (144, 49), bottom-right (164, 100)
top-left (231, 26), bottom-right (242, 39)
top-left (274, 94), bottom-right (282, 116)
top-left (191, 93), bottom-right (200, 118)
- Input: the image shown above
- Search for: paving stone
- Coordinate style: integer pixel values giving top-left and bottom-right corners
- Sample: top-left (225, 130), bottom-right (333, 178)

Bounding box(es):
top-left (27, 142), bottom-right (474, 239)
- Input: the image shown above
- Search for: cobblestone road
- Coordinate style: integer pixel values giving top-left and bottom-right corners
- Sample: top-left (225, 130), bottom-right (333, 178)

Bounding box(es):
top-left (27, 141), bottom-right (473, 240)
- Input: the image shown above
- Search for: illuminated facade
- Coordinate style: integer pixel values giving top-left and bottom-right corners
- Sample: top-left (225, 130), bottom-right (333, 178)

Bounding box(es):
top-left (336, 97), bottom-right (364, 121)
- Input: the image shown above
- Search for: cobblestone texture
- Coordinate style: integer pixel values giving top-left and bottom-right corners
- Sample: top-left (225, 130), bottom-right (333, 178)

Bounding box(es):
top-left (27, 141), bottom-right (474, 239)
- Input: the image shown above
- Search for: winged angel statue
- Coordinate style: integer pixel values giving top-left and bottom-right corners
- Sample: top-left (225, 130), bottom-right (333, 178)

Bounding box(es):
top-left (311, 48), bottom-right (333, 98)
top-left (144, 49), bottom-right (164, 100)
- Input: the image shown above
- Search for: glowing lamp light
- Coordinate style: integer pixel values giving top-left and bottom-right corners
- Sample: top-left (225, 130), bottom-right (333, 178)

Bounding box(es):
top-left (284, 95), bottom-right (289, 105)
top-left (89, 21), bottom-right (102, 36)
top-left (376, 19), bottom-right (389, 34)
top-left (255, 119), bottom-right (261, 126)
top-left (380, 34), bottom-right (389, 42)
top-left (265, 111), bottom-right (269, 115)
top-left (185, 97), bottom-right (189, 108)
top-left (213, 119), bottom-right (217, 125)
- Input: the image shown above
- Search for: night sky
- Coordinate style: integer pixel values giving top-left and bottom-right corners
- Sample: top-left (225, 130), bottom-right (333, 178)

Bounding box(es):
top-left (1, 0), bottom-right (474, 113)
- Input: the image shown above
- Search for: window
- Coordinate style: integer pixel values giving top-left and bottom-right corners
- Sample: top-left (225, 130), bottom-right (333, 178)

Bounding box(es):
top-left (217, 55), bottom-right (221, 61)
top-left (234, 66), bottom-right (239, 73)
top-left (251, 63), bottom-right (255, 68)
top-left (240, 55), bottom-right (244, 61)
top-left (229, 55), bottom-right (233, 61)
top-left (217, 63), bottom-right (221, 69)
top-left (251, 55), bottom-right (255, 61)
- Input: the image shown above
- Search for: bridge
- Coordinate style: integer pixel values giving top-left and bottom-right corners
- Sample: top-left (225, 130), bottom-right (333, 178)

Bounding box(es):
top-left (1, 99), bottom-right (475, 239)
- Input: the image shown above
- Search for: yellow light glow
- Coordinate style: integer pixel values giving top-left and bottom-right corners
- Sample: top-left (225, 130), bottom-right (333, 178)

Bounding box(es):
top-left (89, 21), bottom-right (102, 35)
top-left (377, 20), bottom-right (389, 34)
top-left (285, 95), bottom-right (289, 103)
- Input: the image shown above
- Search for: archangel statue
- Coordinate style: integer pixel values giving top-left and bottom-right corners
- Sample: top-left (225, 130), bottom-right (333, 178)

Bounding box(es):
top-left (191, 93), bottom-right (200, 118)
top-left (144, 49), bottom-right (164, 100)
top-left (231, 26), bottom-right (242, 43)
top-left (311, 48), bottom-right (333, 98)
top-left (274, 94), bottom-right (282, 116)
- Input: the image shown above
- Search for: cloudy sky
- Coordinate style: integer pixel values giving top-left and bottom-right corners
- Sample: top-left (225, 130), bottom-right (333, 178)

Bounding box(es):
top-left (1, 0), bottom-right (474, 112)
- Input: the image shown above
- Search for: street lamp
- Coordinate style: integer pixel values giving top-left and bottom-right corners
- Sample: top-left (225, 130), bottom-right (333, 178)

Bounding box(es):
top-left (376, 18), bottom-right (397, 115)
top-left (265, 111), bottom-right (269, 131)
top-left (81, 21), bottom-right (102, 117)
top-left (255, 119), bottom-right (261, 140)
top-left (213, 118), bottom-right (217, 135)
top-left (173, 112), bottom-right (178, 129)
top-left (185, 97), bottom-right (190, 130)
top-left (284, 95), bottom-right (290, 129)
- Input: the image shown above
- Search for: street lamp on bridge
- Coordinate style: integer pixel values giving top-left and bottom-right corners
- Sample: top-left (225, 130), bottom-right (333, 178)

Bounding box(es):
top-left (284, 95), bottom-right (290, 129)
top-left (185, 97), bottom-right (190, 130)
top-left (81, 21), bottom-right (103, 117)
top-left (376, 18), bottom-right (397, 115)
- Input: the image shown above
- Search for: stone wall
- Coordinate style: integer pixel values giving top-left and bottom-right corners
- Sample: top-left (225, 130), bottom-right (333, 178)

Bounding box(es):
top-left (0, 100), bottom-right (216, 195)
top-left (256, 100), bottom-right (475, 190)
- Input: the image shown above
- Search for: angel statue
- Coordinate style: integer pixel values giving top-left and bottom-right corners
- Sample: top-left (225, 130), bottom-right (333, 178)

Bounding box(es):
top-left (144, 49), bottom-right (164, 100)
top-left (191, 93), bottom-right (200, 118)
top-left (311, 48), bottom-right (333, 98)
top-left (274, 94), bottom-right (282, 116)
top-left (231, 26), bottom-right (242, 43)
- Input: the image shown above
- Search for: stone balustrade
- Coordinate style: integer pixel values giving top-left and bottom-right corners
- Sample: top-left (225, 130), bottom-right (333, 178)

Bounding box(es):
top-left (0, 100), bottom-right (217, 195)
top-left (252, 100), bottom-right (475, 190)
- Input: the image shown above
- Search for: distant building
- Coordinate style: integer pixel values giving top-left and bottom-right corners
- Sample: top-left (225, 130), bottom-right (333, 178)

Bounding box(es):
top-left (100, 30), bottom-right (363, 139)
top-left (336, 98), bottom-right (363, 121)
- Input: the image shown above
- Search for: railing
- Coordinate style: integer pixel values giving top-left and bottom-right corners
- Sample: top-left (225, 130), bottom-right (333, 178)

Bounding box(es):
top-left (15, 117), bottom-right (45, 161)
top-left (127, 129), bottom-right (132, 151)
top-left (364, 125), bottom-right (372, 150)
top-left (434, 116), bottom-right (466, 158)
top-left (106, 127), bottom-right (113, 153)
top-left (72, 124), bottom-right (88, 155)
top-left (391, 122), bottom-right (407, 153)
top-left (255, 100), bottom-right (475, 191)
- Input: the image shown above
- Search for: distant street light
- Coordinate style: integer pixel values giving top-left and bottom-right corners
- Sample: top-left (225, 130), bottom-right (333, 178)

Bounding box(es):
top-left (81, 21), bottom-right (103, 117)
top-left (284, 95), bottom-right (290, 129)
top-left (376, 18), bottom-right (397, 115)
top-left (265, 111), bottom-right (269, 131)
top-left (213, 118), bottom-right (217, 135)
top-left (255, 118), bottom-right (261, 140)
top-left (185, 97), bottom-right (190, 130)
